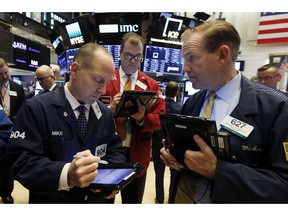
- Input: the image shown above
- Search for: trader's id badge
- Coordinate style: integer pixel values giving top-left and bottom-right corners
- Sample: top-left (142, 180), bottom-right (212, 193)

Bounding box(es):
top-left (283, 142), bottom-right (288, 161)
top-left (92, 102), bottom-right (102, 119)
top-left (220, 116), bottom-right (254, 139)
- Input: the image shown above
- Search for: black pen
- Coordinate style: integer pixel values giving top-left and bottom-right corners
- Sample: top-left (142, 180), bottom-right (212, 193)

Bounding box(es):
top-left (73, 155), bottom-right (108, 164)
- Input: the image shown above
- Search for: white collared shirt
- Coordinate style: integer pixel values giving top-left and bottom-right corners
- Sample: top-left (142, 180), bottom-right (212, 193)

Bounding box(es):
top-left (200, 72), bottom-right (242, 130)
top-left (119, 66), bottom-right (138, 91)
top-left (58, 83), bottom-right (91, 191)
top-left (119, 66), bottom-right (139, 148)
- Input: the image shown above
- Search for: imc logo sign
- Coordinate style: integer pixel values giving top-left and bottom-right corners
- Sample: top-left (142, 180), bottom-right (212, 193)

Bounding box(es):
top-left (99, 24), bottom-right (139, 33)
top-left (65, 22), bottom-right (84, 45)
top-left (162, 18), bottom-right (183, 39)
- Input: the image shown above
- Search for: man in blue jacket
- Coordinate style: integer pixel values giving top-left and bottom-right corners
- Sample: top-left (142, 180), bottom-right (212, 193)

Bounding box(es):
top-left (0, 104), bottom-right (13, 159)
top-left (160, 20), bottom-right (288, 203)
top-left (7, 43), bottom-right (126, 203)
top-left (0, 104), bottom-right (13, 204)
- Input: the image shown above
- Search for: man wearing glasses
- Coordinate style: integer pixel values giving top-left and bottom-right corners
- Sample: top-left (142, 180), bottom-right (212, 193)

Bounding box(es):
top-left (35, 65), bottom-right (58, 94)
top-left (257, 63), bottom-right (283, 90)
top-left (101, 32), bottom-right (165, 203)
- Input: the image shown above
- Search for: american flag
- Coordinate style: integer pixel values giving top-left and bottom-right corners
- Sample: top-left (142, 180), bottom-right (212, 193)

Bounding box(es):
top-left (257, 12), bottom-right (288, 45)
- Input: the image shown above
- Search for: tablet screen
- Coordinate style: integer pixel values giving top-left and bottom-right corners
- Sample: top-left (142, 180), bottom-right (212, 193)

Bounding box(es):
top-left (92, 168), bottom-right (136, 185)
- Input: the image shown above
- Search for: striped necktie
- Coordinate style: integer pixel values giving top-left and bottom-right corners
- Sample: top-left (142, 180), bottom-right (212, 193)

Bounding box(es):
top-left (123, 74), bottom-right (132, 90)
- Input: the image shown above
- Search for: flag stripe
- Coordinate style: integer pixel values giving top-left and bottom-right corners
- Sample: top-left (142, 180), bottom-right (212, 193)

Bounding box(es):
top-left (257, 12), bottom-right (288, 45)
top-left (259, 23), bottom-right (288, 30)
top-left (258, 32), bottom-right (288, 39)
top-left (260, 18), bottom-right (288, 25)
top-left (259, 28), bottom-right (288, 35)
top-left (257, 37), bottom-right (288, 44)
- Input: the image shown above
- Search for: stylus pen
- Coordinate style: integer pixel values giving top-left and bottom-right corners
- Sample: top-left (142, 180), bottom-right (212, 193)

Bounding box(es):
top-left (73, 155), bottom-right (108, 164)
top-left (165, 148), bottom-right (180, 171)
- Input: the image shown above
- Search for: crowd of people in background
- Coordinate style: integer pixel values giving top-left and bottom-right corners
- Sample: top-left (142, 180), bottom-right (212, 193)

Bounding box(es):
top-left (1, 20), bottom-right (288, 204)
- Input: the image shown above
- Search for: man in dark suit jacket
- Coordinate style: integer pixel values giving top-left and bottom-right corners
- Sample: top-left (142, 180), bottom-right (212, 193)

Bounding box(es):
top-left (160, 20), bottom-right (288, 203)
top-left (0, 57), bottom-right (25, 204)
top-left (0, 105), bottom-right (13, 160)
top-left (35, 65), bottom-right (58, 94)
top-left (152, 81), bottom-right (182, 204)
top-left (7, 44), bottom-right (126, 203)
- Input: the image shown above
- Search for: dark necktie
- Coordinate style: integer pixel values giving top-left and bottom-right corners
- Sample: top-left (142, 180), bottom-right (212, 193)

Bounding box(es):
top-left (77, 105), bottom-right (88, 138)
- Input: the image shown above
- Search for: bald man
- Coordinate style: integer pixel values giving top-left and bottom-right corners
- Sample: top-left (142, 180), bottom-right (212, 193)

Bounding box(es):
top-left (35, 65), bottom-right (58, 94)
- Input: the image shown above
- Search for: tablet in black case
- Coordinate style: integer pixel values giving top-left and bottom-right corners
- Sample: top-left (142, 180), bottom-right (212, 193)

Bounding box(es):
top-left (114, 90), bottom-right (157, 118)
top-left (160, 113), bottom-right (230, 163)
top-left (89, 162), bottom-right (144, 190)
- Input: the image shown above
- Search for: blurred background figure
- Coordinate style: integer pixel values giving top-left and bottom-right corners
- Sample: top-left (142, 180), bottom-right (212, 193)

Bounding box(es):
top-left (0, 57), bottom-right (25, 204)
top-left (152, 81), bottom-right (182, 204)
top-left (35, 65), bottom-right (58, 94)
top-left (257, 63), bottom-right (282, 89)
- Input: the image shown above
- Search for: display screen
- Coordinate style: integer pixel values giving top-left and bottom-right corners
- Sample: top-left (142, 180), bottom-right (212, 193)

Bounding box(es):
top-left (235, 60), bottom-right (245, 71)
top-left (143, 44), bottom-right (184, 75)
top-left (94, 13), bottom-right (142, 45)
top-left (185, 80), bottom-right (199, 95)
top-left (58, 51), bottom-right (67, 75)
top-left (12, 34), bottom-right (50, 71)
top-left (92, 168), bottom-right (135, 184)
top-left (66, 47), bottom-right (79, 72)
top-left (147, 13), bottom-right (198, 43)
top-left (11, 76), bottom-right (21, 85)
top-left (102, 45), bottom-right (121, 69)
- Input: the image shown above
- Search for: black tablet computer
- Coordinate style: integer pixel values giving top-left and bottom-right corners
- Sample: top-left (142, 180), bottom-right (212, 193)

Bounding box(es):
top-left (89, 162), bottom-right (144, 190)
top-left (160, 113), bottom-right (230, 163)
top-left (114, 90), bottom-right (157, 118)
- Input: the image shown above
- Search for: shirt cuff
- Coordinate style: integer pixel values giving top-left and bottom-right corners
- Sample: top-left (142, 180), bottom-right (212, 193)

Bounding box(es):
top-left (58, 163), bottom-right (71, 191)
top-left (135, 119), bottom-right (144, 126)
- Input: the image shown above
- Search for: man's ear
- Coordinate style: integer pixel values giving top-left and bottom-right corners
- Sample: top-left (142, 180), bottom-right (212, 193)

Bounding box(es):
top-left (218, 45), bottom-right (229, 62)
top-left (70, 62), bottom-right (79, 79)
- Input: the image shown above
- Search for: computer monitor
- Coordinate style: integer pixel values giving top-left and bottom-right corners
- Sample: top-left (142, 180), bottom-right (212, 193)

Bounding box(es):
top-left (143, 44), bottom-right (184, 75)
top-left (185, 80), bottom-right (199, 95)
top-left (102, 45), bottom-right (121, 69)
top-left (12, 76), bottom-right (22, 85)
top-left (235, 60), bottom-right (245, 71)
top-left (66, 47), bottom-right (80, 72)
top-left (58, 51), bottom-right (67, 75)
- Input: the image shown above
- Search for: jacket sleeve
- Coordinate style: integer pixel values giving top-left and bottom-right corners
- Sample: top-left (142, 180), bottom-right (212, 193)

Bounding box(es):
top-left (140, 82), bottom-right (166, 132)
top-left (213, 100), bottom-right (288, 203)
top-left (7, 100), bottom-right (65, 194)
top-left (0, 107), bottom-right (13, 159)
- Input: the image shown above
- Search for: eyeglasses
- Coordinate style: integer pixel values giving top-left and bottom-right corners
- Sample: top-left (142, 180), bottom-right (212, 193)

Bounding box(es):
top-left (257, 73), bottom-right (280, 82)
top-left (35, 76), bottom-right (50, 82)
top-left (122, 52), bottom-right (143, 62)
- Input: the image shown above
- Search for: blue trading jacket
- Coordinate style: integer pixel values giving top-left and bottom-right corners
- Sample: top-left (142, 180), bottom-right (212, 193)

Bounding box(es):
top-left (181, 75), bottom-right (288, 203)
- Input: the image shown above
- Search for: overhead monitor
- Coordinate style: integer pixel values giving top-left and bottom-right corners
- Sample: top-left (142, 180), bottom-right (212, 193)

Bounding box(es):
top-left (143, 44), bottom-right (184, 75)
top-left (58, 51), bottom-right (67, 75)
top-left (102, 44), bottom-right (121, 69)
top-left (66, 47), bottom-right (79, 72)
top-left (12, 34), bottom-right (50, 71)
top-left (147, 13), bottom-right (199, 45)
top-left (50, 15), bottom-right (97, 54)
top-left (94, 13), bottom-right (142, 45)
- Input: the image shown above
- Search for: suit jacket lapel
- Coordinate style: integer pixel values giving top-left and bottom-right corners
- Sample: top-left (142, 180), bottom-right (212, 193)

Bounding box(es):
top-left (134, 71), bottom-right (148, 90)
top-left (52, 88), bottom-right (82, 139)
